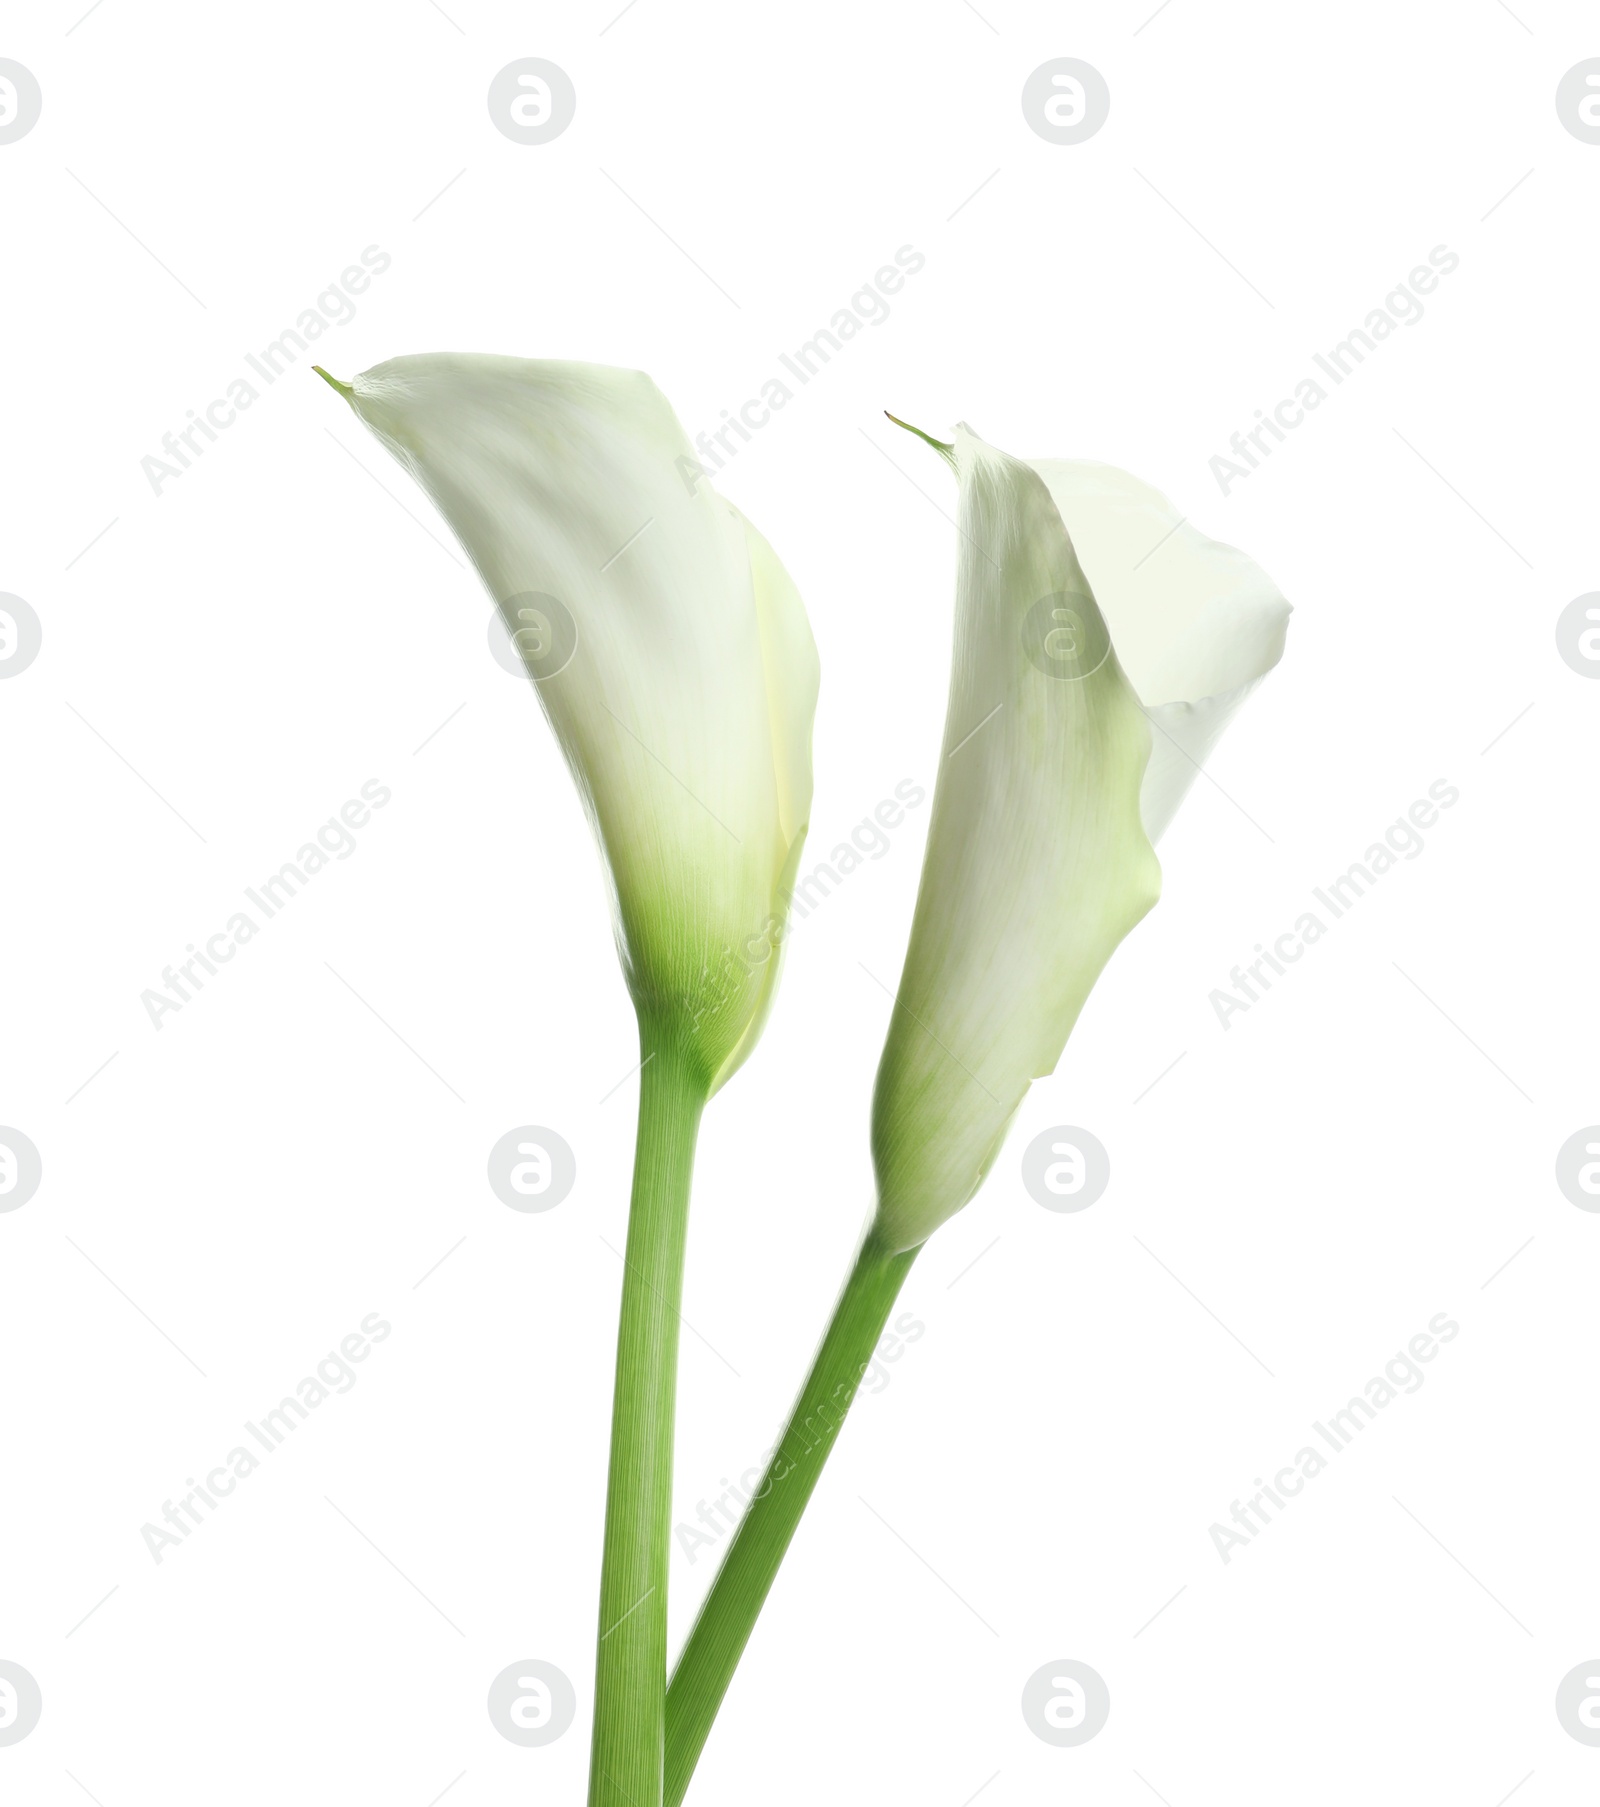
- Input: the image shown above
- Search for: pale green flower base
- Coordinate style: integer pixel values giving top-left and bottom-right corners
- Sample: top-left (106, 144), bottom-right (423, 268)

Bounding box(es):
top-left (663, 1232), bottom-right (919, 1804)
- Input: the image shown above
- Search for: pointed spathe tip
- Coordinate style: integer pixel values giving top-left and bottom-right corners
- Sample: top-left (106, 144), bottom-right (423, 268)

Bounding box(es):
top-left (313, 365), bottom-right (355, 400)
top-left (884, 411), bottom-right (957, 467)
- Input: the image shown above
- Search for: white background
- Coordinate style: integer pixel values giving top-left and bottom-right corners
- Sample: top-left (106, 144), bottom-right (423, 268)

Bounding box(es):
top-left (2, 2), bottom-right (1596, 1803)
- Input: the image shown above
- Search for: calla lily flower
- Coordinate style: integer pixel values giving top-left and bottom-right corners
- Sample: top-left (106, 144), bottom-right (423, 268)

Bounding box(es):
top-left (320, 354), bottom-right (819, 1092)
top-left (321, 353), bottom-right (823, 1807)
top-left (871, 423), bottom-right (1290, 1251)
top-left (665, 421), bottom-right (1290, 1802)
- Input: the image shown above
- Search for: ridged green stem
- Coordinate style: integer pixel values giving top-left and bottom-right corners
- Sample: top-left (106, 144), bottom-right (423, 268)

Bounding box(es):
top-left (588, 1030), bottom-right (707, 1807)
top-left (664, 1229), bottom-right (919, 1804)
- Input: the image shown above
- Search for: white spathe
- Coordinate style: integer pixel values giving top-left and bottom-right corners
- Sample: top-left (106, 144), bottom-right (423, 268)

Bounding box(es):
top-left (1031, 457), bottom-right (1290, 843)
top-left (332, 353), bottom-right (819, 1092)
top-left (871, 426), bottom-right (1289, 1251)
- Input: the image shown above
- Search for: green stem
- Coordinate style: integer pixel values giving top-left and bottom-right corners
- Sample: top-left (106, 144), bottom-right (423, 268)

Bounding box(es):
top-left (588, 1030), bottom-right (708, 1807)
top-left (664, 1229), bottom-right (918, 1804)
